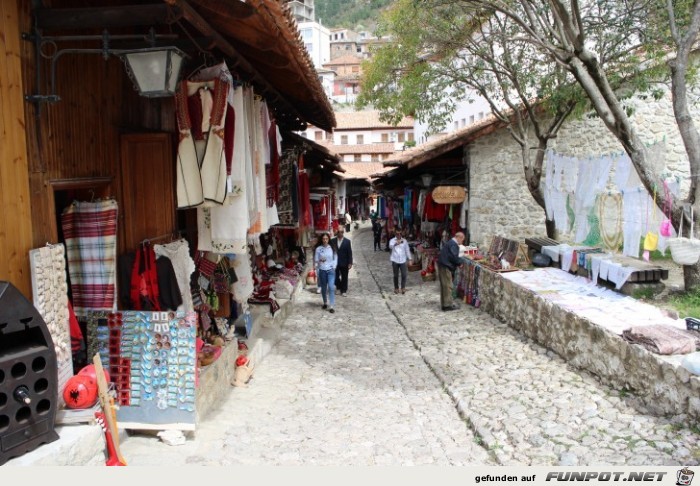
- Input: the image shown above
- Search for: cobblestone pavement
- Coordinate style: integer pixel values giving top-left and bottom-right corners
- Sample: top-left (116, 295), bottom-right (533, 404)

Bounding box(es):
top-left (118, 226), bottom-right (700, 466)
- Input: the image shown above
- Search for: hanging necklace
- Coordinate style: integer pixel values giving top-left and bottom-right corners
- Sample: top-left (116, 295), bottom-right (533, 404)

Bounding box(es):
top-left (598, 193), bottom-right (623, 251)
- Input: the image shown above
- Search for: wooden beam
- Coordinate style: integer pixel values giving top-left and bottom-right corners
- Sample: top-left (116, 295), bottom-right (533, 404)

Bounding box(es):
top-left (35, 5), bottom-right (179, 30)
top-left (164, 0), bottom-right (305, 130)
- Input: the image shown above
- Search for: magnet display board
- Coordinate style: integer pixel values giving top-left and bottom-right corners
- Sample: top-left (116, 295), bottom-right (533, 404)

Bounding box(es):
top-left (89, 310), bottom-right (197, 431)
top-left (29, 244), bottom-right (73, 406)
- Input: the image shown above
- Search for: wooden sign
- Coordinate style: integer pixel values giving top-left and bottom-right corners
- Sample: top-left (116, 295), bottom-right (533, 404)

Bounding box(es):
top-left (432, 186), bottom-right (466, 204)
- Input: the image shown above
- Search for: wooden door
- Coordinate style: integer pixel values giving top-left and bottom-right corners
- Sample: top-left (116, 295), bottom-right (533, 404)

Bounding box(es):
top-left (120, 133), bottom-right (175, 252)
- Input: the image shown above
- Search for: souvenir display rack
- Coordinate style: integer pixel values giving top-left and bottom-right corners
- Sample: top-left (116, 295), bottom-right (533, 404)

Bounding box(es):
top-left (90, 310), bottom-right (197, 431)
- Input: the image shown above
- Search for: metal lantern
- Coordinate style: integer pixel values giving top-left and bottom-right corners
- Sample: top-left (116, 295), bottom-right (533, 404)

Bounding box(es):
top-left (120, 46), bottom-right (186, 98)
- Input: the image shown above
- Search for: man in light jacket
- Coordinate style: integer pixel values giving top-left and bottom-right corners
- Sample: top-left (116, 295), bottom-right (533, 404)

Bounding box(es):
top-left (389, 227), bottom-right (413, 295)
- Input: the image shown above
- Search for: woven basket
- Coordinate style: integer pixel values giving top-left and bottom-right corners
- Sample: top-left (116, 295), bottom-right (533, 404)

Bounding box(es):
top-left (669, 238), bottom-right (700, 265)
top-left (408, 262), bottom-right (421, 272)
top-left (669, 208), bottom-right (700, 265)
top-left (421, 273), bottom-right (436, 282)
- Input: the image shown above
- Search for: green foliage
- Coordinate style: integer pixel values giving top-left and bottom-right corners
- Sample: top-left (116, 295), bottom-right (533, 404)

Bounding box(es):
top-left (315, 0), bottom-right (393, 30)
top-left (671, 288), bottom-right (700, 318)
top-left (357, 0), bottom-right (589, 137)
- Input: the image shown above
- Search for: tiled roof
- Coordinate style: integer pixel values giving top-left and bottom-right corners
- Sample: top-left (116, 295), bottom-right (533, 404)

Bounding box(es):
top-left (382, 114), bottom-right (502, 168)
top-left (334, 111), bottom-right (414, 130)
top-left (336, 163), bottom-right (393, 181)
top-left (331, 143), bottom-right (396, 155)
top-left (323, 54), bottom-right (363, 66)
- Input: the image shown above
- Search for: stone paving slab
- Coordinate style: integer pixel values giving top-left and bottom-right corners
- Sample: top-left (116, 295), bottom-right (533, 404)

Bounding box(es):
top-left (116, 229), bottom-right (494, 465)
top-left (99, 226), bottom-right (700, 466)
top-left (361, 229), bottom-right (700, 466)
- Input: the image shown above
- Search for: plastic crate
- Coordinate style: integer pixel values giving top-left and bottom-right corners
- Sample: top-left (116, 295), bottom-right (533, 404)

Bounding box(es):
top-left (686, 317), bottom-right (700, 331)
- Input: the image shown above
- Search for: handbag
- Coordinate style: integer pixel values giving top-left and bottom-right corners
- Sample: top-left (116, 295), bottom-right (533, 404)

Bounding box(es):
top-left (660, 181), bottom-right (673, 237)
top-left (669, 206), bottom-right (700, 265)
top-left (643, 188), bottom-right (659, 252)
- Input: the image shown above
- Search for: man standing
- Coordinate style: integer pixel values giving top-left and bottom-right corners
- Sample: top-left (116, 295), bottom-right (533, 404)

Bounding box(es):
top-left (372, 219), bottom-right (383, 251)
top-left (389, 227), bottom-right (413, 294)
top-left (438, 231), bottom-right (465, 311)
top-left (331, 228), bottom-right (353, 296)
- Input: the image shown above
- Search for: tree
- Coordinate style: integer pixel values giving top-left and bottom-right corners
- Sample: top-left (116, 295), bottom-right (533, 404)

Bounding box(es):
top-left (358, 0), bottom-right (588, 239)
top-left (446, 0), bottom-right (700, 290)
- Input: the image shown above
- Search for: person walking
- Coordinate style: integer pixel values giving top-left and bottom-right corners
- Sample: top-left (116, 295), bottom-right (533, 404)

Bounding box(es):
top-left (438, 231), bottom-right (465, 311)
top-left (314, 233), bottom-right (337, 313)
top-left (372, 219), bottom-right (382, 251)
top-left (331, 228), bottom-right (353, 297)
top-left (389, 227), bottom-right (413, 295)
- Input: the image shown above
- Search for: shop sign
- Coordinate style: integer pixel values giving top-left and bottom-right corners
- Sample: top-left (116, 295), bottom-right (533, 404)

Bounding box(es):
top-left (431, 186), bottom-right (466, 204)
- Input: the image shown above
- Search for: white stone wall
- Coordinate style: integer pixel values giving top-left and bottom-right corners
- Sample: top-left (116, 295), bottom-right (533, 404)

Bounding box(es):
top-left (468, 86), bottom-right (700, 248)
top-left (468, 134), bottom-right (546, 248)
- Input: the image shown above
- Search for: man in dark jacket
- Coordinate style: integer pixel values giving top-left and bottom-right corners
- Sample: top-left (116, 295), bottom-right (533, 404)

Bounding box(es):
top-left (372, 219), bottom-right (383, 251)
top-left (438, 231), bottom-right (465, 311)
top-left (331, 228), bottom-right (353, 296)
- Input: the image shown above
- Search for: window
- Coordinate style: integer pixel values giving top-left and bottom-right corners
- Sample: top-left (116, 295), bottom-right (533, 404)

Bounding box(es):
top-left (461, 119), bottom-right (466, 127)
top-left (345, 45), bottom-right (351, 50)
top-left (381, 133), bottom-right (389, 142)
top-left (356, 134), bottom-right (364, 144)
top-left (408, 133), bottom-right (414, 142)
top-left (315, 131), bottom-right (323, 141)
top-left (397, 133), bottom-right (405, 143)
top-left (371, 154), bottom-right (380, 162)
top-left (454, 121), bottom-right (459, 130)
top-left (341, 135), bottom-right (348, 144)
top-left (479, 112), bottom-right (485, 119)
top-left (351, 65), bottom-right (359, 73)
top-left (305, 43), bottom-right (313, 53)
top-left (469, 115), bottom-right (475, 123)
top-left (354, 154), bottom-right (361, 162)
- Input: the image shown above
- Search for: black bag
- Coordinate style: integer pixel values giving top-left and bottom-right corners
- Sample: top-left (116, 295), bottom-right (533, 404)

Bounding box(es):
top-left (531, 252), bottom-right (552, 267)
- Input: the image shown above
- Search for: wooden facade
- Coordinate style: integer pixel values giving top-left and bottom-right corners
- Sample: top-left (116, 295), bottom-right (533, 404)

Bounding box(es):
top-left (0, 1), bottom-right (34, 298)
top-left (1, 0), bottom-right (337, 300)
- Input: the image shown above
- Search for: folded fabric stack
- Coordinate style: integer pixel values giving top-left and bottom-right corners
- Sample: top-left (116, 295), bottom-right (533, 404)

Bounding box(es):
top-left (622, 324), bottom-right (700, 355)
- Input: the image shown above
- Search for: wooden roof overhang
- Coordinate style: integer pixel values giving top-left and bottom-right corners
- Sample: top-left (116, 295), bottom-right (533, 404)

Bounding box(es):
top-left (282, 131), bottom-right (344, 175)
top-left (31, 0), bottom-right (336, 132)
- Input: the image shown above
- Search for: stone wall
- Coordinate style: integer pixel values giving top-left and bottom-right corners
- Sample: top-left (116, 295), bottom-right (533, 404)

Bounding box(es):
top-left (477, 267), bottom-right (700, 418)
top-left (467, 86), bottom-right (700, 248)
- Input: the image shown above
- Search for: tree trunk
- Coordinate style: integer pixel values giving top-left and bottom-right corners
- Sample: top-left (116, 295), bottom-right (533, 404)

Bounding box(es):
top-left (522, 139), bottom-right (556, 238)
top-left (683, 262), bottom-right (700, 292)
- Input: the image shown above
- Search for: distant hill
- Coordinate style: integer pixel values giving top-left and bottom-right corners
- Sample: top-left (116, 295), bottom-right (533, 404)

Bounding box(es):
top-left (315, 0), bottom-right (393, 31)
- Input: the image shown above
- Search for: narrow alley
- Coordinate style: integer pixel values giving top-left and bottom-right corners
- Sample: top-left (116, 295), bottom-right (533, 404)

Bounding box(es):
top-left (117, 226), bottom-right (700, 466)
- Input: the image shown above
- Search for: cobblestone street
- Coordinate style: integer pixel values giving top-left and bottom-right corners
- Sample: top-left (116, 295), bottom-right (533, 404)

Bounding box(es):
top-left (118, 226), bottom-right (700, 466)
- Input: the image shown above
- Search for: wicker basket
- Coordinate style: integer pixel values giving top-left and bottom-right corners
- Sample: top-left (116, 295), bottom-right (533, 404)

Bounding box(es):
top-left (408, 262), bottom-right (421, 272)
top-left (421, 272), bottom-right (436, 282)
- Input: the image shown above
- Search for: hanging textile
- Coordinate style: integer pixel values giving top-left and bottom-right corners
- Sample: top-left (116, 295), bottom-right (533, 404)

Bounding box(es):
top-left (61, 199), bottom-right (118, 317)
top-left (277, 149), bottom-right (300, 226)
top-left (404, 188), bottom-right (412, 223)
top-left (175, 77), bottom-right (231, 208)
top-left (154, 239), bottom-right (196, 313)
top-left (128, 242), bottom-right (161, 311)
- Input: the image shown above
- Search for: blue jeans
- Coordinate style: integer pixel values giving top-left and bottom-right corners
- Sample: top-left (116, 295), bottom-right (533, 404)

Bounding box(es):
top-left (318, 268), bottom-right (336, 307)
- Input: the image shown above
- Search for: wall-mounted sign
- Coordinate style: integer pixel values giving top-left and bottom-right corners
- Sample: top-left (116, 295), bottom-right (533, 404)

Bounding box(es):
top-left (432, 186), bottom-right (466, 204)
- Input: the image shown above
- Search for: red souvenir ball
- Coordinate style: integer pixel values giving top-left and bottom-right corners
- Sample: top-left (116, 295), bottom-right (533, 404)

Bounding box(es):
top-left (63, 374), bottom-right (98, 409)
top-left (77, 364), bottom-right (111, 384)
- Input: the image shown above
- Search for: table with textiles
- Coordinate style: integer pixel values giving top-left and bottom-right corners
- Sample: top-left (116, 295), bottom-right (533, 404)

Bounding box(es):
top-left (247, 263), bottom-right (303, 315)
top-left (414, 244), bottom-right (439, 271)
top-left (454, 258), bottom-right (485, 308)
